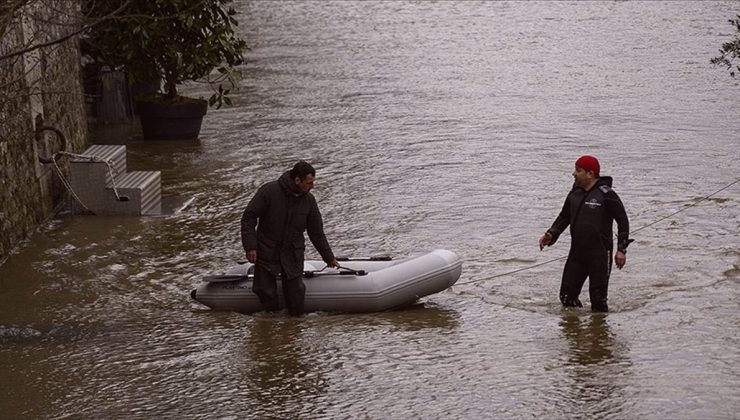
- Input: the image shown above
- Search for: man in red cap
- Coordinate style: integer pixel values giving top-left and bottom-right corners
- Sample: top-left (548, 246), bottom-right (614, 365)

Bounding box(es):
top-left (538, 155), bottom-right (632, 312)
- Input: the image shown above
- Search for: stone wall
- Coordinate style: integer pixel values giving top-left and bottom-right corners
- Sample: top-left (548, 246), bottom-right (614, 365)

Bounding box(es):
top-left (0, 1), bottom-right (88, 263)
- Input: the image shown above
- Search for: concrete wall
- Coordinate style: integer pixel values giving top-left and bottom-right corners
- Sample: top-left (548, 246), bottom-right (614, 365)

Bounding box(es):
top-left (0, 1), bottom-right (88, 263)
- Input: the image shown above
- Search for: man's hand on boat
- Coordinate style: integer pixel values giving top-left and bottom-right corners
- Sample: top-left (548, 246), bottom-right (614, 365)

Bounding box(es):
top-left (246, 250), bottom-right (257, 263)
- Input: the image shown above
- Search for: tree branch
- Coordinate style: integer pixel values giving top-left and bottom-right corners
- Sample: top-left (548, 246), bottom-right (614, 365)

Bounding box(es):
top-left (0, 0), bottom-right (135, 62)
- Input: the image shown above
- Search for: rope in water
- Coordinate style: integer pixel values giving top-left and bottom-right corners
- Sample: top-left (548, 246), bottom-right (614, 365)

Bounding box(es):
top-left (457, 177), bottom-right (740, 286)
top-left (630, 177), bottom-right (740, 235)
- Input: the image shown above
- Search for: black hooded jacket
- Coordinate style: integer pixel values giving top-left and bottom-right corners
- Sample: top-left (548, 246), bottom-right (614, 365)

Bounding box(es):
top-left (547, 176), bottom-right (631, 254)
top-left (241, 171), bottom-right (335, 279)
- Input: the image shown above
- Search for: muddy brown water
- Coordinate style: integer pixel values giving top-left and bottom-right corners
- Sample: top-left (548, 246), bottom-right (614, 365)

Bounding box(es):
top-left (1, 1), bottom-right (739, 418)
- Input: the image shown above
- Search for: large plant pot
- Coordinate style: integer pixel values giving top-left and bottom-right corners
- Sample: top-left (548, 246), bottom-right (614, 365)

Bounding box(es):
top-left (137, 98), bottom-right (208, 140)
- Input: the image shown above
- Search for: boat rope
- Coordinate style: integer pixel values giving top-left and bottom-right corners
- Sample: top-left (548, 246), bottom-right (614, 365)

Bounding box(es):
top-left (47, 151), bottom-right (129, 215)
top-left (457, 177), bottom-right (740, 286)
top-left (52, 158), bottom-right (94, 214)
top-left (56, 151), bottom-right (125, 201)
top-left (53, 151), bottom-right (125, 204)
top-left (630, 177), bottom-right (740, 235)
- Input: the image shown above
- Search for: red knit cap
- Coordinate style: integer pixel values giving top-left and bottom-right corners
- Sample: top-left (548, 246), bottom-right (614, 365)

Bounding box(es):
top-left (575, 155), bottom-right (600, 175)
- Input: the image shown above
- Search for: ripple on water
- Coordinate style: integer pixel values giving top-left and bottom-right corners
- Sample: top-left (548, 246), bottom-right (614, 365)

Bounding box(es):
top-left (1, 1), bottom-right (740, 418)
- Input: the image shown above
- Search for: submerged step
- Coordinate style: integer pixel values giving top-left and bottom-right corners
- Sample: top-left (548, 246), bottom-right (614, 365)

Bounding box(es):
top-left (109, 171), bottom-right (162, 216)
top-left (71, 144), bottom-right (127, 182)
top-left (68, 145), bottom-right (162, 216)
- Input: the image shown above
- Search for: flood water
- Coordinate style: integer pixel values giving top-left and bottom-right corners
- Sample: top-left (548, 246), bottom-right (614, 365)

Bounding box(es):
top-left (2, 1), bottom-right (739, 418)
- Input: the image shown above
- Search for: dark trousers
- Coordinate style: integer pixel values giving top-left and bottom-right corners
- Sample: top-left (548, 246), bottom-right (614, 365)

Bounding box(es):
top-left (559, 248), bottom-right (612, 312)
top-left (252, 264), bottom-right (306, 316)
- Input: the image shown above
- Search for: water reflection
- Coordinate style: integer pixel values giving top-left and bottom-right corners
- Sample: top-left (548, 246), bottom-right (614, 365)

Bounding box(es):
top-left (231, 305), bottom-right (458, 417)
top-left (238, 317), bottom-right (326, 418)
top-left (359, 303), bottom-right (461, 332)
top-left (1, 2), bottom-right (738, 417)
top-left (560, 312), bottom-right (615, 366)
top-left (558, 312), bottom-right (631, 418)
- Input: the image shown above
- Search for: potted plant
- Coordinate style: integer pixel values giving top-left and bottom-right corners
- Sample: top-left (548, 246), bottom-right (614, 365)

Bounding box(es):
top-left (84, 0), bottom-right (247, 139)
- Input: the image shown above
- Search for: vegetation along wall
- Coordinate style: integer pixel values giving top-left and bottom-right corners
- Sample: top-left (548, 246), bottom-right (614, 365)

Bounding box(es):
top-left (0, 0), bottom-right (88, 263)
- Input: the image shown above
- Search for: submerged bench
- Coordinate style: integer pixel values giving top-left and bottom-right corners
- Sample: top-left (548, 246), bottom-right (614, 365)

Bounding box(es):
top-left (69, 145), bottom-right (161, 215)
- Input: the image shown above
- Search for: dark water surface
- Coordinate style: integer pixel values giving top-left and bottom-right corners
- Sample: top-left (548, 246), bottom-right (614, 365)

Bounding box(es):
top-left (2, 1), bottom-right (739, 418)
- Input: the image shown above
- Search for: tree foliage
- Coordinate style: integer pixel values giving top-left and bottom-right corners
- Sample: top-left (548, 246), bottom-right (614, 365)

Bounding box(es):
top-left (83, 0), bottom-right (247, 107)
top-left (711, 15), bottom-right (740, 78)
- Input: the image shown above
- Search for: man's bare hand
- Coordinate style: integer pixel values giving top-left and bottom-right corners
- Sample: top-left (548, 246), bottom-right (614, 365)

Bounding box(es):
top-left (539, 232), bottom-right (553, 251)
top-left (246, 250), bottom-right (257, 263)
top-left (615, 250), bottom-right (626, 269)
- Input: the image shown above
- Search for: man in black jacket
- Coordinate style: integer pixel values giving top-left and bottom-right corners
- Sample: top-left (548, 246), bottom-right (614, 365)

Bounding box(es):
top-left (241, 161), bottom-right (340, 316)
top-left (538, 155), bottom-right (632, 312)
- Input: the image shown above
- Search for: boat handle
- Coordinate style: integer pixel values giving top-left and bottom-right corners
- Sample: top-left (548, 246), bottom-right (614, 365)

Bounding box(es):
top-left (304, 265), bottom-right (367, 277)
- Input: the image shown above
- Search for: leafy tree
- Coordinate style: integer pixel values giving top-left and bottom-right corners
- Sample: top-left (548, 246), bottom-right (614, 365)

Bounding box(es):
top-left (83, 0), bottom-right (247, 108)
top-left (711, 15), bottom-right (740, 78)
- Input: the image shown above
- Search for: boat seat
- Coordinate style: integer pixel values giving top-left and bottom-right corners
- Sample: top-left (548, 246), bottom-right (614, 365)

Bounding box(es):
top-left (303, 261), bottom-right (321, 272)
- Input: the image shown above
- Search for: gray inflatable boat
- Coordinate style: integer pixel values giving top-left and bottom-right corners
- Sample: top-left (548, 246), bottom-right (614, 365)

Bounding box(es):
top-left (191, 249), bottom-right (462, 314)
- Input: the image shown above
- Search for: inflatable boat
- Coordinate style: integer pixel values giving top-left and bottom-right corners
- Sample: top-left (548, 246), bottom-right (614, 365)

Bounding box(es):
top-left (191, 249), bottom-right (462, 314)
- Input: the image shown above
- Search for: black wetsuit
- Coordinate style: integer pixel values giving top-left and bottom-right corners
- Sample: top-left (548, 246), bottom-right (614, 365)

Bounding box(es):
top-left (241, 171), bottom-right (335, 316)
top-left (547, 176), bottom-right (631, 312)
